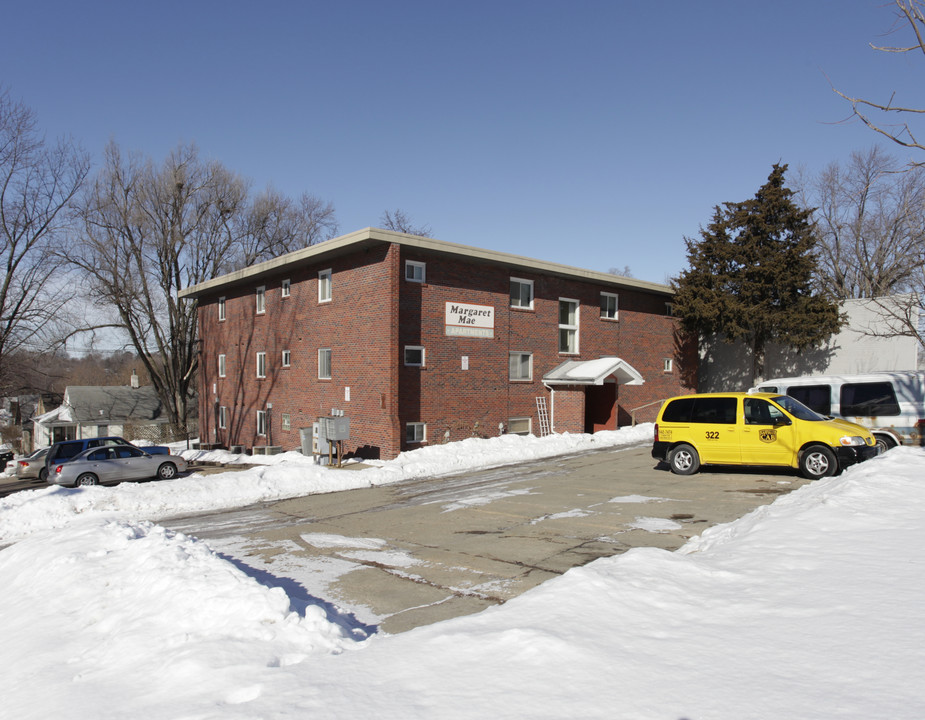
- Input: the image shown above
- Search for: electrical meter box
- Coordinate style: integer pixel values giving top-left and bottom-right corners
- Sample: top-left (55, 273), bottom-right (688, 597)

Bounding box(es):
top-left (319, 416), bottom-right (350, 441)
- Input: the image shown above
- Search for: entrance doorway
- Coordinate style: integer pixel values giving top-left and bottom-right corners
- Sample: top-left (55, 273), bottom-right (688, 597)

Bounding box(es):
top-left (585, 381), bottom-right (616, 433)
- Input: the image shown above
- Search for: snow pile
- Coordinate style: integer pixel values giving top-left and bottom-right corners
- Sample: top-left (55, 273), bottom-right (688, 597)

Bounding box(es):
top-left (0, 425), bottom-right (653, 543)
top-left (1, 430), bottom-right (924, 718)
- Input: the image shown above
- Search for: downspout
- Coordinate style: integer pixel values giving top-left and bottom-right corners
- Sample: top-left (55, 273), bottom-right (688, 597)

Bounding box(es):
top-left (543, 383), bottom-right (555, 433)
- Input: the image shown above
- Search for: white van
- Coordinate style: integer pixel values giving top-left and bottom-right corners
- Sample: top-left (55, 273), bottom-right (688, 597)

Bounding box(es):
top-left (752, 372), bottom-right (925, 453)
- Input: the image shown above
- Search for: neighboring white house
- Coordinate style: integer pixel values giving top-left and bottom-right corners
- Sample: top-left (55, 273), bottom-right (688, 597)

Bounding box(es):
top-left (699, 295), bottom-right (924, 392)
top-left (32, 384), bottom-right (170, 450)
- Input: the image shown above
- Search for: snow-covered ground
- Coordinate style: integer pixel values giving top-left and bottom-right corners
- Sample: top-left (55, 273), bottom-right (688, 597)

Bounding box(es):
top-left (2, 427), bottom-right (924, 719)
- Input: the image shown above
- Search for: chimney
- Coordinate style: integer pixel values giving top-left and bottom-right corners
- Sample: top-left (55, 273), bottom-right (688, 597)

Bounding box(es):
top-left (131, 370), bottom-right (139, 389)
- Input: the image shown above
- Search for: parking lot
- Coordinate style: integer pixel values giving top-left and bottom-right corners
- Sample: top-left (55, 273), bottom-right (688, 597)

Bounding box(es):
top-left (166, 444), bottom-right (815, 634)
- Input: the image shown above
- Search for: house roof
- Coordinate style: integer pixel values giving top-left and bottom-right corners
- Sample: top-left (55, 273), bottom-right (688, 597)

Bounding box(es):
top-left (178, 228), bottom-right (674, 300)
top-left (543, 357), bottom-right (645, 386)
top-left (33, 386), bottom-right (168, 426)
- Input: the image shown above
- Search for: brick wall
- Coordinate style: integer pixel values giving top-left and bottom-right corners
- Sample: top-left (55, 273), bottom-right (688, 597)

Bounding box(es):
top-left (197, 240), bottom-right (696, 460)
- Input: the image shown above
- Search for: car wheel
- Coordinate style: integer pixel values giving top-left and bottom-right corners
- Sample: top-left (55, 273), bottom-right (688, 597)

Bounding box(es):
top-left (668, 444), bottom-right (700, 475)
top-left (875, 435), bottom-right (896, 454)
top-left (157, 462), bottom-right (177, 480)
top-left (76, 473), bottom-right (99, 487)
top-left (800, 445), bottom-right (837, 479)
top-left (38, 467), bottom-right (48, 483)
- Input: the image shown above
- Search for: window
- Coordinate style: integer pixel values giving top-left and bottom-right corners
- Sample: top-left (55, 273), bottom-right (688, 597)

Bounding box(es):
top-left (663, 358), bottom-right (673, 373)
top-left (405, 261), bottom-right (426, 283)
top-left (840, 382), bottom-right (900, 416)
top-left (218, 354), bottom-right (226, 378)
top-left (256, 352), bottom-right (267, 378)
top-left (404, 346), bottom-right (425, 366)
top-left (600, 292), bottom-right (619, 320)
top-left (665, 302), bottom-right (676, 317)
top-left (281, 413), bottom-right (291, 431)
top-left (558, 298), bottom-right (579, 354)
top-left (281, 279), bottom-right (291, 297)
top-left (218, 406), bottom-right (228, 429)
top-left (788, 385), bottom-right (832, 415)
top-left (218, 296), bottom-right (226, 321)
top-left (509, 352), bottom-right (533, 381)
top-left (406, 422), bottom-right (426, 444)
top-left (662, 397), bottom-right (737, 424)
top-left (318, 348), bottom-right (332, 379)
top-left (508, 417), bottom-right (532, 435)
top-left (256, 286), bottom-right (266, 314)
top-left (510, 277), bottom-right (534, 309)
top-left (256, 410), bottom-right (267, 436)
top-left (282, 350), bottom-right (291, 367)
top-left (318, 269), bottom-right (332, 302)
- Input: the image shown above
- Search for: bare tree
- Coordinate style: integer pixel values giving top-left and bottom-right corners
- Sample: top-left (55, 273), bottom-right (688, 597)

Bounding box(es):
top-left (0, 89), bottom-right (90, 395)
top-left (797, 147), bottom-right (925, 299)
top-left (380, 209), bottom-right (432, 237)
top-left (67, 142), bottom-right (338, 429)
top-left (235, 187), bottom-right (338, 267)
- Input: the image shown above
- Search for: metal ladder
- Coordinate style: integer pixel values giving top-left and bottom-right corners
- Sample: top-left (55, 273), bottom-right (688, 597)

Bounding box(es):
top-left (535, 396), bottom-right (550, 436)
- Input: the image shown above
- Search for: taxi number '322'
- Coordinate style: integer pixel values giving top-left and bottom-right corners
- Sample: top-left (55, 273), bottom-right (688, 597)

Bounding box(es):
top-left (705, 431), bottom-right (719, 439)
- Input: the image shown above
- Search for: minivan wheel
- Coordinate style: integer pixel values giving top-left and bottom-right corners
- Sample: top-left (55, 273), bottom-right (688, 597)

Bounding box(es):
top-left (668, 444), bottom-right (700, 475)
top-left (875, 435), bottom-right (896, 454)
top-left (76, 473), bottom-right (99, 487)
top-left (800, 445), bottom-right (837, 480)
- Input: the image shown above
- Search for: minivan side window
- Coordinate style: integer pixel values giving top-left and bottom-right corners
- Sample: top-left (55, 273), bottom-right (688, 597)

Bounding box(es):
top-left (788, 385), bottom-right (832, 415)
top-left (840, 382), bottom-right (900, 416)
top-left (662, 397), bottom-right (737, 424)
top-left (662, 397), bottom-right (695, 422)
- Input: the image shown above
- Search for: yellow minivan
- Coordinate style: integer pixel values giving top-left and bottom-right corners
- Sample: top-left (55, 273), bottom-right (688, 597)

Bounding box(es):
top-left (652, 392), bottom-right (879, 479)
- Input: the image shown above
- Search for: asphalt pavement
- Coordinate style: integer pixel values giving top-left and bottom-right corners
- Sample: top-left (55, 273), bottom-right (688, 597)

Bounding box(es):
top-left (166, 444), bottom-right (814, 634)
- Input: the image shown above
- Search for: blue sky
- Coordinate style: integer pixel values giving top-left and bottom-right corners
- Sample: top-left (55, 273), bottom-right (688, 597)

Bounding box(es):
top-left (3, 0), bottom-right (921, 284)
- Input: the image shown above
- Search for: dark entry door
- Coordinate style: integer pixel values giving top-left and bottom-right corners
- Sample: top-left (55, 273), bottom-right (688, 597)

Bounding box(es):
top-left (585, 382), bottom-right (616, 433)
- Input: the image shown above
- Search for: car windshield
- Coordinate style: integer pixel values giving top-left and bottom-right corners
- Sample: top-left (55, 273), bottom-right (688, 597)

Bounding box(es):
top-left (772, 395), bottom-right (827, 421)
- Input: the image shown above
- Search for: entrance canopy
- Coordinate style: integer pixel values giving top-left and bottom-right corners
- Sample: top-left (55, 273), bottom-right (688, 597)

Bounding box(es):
top-left (542, 357), bottom-right (645, 386)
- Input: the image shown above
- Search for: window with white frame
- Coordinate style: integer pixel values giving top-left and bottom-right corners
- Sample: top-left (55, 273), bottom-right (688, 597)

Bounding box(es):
top-left (281, 279), bottom-right (291, 297)
top-left (281, 413), bottom-right (291, 431)
top-left (318, 348), bottom-right (332, 379)
top-left (405, 261), bottom-right (426, 283)
top-left (256, 410), bottom-right (267, 436)
top-left (600, 292), bottom-right (619, 320)
top-left (510, 277), bottom-right (534, 309)
top-left (664, 358), bottom-right (673, 373)
top-left (406, 422), bottom-right (426, 444)
top-left (218, 296), bottom-right (226, 321)
top-left (404, 346), bottom-right (425, 366)
top-left (665, 302), bottom-right (676, 317)
top-left (218, 406), bottom-right (228, 429)
top-left (282, 349), bottom-right (291, 367)
top-left (558, 298), bottom-right (579, 353)
top-left (508, 417), bottom-right (532, 435)
top-left (318, 269), bottom-right (332, 302)
top-left (509, 352), bottom-right (532, 381)
top-left (218, 353), bottom-right (226, 378)
top-left (256, 286), bottom-right (266, 314)
top-left (256, 352), bottom-right (267, 378)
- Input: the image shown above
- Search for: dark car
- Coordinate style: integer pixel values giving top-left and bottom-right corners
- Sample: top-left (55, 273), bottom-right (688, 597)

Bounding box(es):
top-left (45, 436), bottom-right (169, 475)
top-left (0, 447), bottom-right (14, 465)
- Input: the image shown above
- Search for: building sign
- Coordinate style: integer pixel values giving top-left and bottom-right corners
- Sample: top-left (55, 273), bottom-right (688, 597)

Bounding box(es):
top-left (445, 302), bottom-right (494, 338)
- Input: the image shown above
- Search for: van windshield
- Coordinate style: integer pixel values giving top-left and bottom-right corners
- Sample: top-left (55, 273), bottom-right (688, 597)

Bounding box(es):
top-left (772, 395), bottom-right (827, 421)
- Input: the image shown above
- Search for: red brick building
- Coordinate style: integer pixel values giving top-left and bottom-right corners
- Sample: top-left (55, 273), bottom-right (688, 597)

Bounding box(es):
top-left (180, 228), bottom-right (697, 460)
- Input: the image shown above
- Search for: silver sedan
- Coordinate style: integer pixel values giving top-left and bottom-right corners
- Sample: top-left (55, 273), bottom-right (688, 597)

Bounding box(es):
top-left (15, 447), bottom-right (50, 482)
top-left (51, 444), bottom-right (188, 487)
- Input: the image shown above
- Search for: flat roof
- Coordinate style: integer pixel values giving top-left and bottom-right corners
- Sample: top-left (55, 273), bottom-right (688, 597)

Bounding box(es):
top-left (178, 227), bottom-right (674, 299)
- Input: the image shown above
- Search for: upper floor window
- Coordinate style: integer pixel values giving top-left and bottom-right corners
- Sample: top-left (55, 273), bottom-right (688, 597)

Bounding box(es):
top-left (663, 358), bottom-right (673, 373)
top-left (256, 351), bottom-right (267, 378)
top-left (218, 353), bottom-right (226, 378)
top-left (665, 302), bottom-right (676, 317)
top-left (558, 298), bottom-right (579, 354)
top-left (510, 277), bottom-right (534, 309)
top-left (218, 296), bottom-right (226, 321)
top-left (218, 406), bottom-right (228, 429)
top-left (600, 292), bottom-right (619, 320)
top-left (318, 348), bottom-right (332, 379)
top-left (404, 346), bottom-right (425, 366)
top-left (256, 410), bottom-right (267, 436)
top-left (282, 350), bottom-right (291, 367)
top-left (509, 352), bottom-right (533, 381)
top-left (256, 286), bottom-right (266, 314)
top-left (318, 269), bottom-right (332, 303)
top-left (405, 261), bottom-right (426, 283)
top-left (281, 413), bottom-right (292, 431)
top-left (281, 279), bottom-right (291, 298)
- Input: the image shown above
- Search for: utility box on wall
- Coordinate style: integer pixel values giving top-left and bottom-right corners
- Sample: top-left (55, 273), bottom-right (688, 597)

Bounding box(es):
top-left (319, 416), bottom-right (350, 442)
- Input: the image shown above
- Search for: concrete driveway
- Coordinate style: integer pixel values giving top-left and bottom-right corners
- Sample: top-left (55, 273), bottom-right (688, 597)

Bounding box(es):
top-left (166, 444), bottom-right (814, 634)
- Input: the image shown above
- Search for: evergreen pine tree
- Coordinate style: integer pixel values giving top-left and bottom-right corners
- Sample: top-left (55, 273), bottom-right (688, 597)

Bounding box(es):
top-left (672, 163), bottom-right (842, 384)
